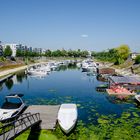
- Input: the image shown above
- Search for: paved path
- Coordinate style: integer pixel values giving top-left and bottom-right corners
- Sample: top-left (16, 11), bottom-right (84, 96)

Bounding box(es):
top-left (24, 105), bottom-right (60, 130)
top-left (0, 66), bottom-right (27, 77)
top-left (0, 62), bottom-right (48, 77)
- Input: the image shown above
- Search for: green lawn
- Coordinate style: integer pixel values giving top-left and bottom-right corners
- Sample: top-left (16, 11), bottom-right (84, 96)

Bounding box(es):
top-left (15, 130), bottom-right (58, 140)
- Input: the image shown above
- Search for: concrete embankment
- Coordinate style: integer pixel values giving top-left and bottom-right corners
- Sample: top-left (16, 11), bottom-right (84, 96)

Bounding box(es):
top-left (97, 61), bottom-right (140, 76)
top-left (0, 65), bottom-right (27, 77)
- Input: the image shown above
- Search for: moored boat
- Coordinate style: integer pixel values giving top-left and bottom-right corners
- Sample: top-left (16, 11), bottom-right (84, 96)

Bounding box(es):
top-left (58, 104), bottom-right (77, 134)
top-left (27, 68), bottom-right (47, 76)
top-left (0, 94), bottom-right (25, 121)
top-left (135, 95), bottom-right (140, 102)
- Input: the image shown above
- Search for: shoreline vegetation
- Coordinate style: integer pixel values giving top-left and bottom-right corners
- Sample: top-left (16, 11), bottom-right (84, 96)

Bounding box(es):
top-left (0, 44), bottom-right (140, 77)
top-left (0, 56), bottom-right (139, 79)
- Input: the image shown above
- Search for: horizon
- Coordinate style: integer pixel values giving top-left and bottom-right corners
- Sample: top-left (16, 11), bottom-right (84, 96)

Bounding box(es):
top-left (0, 0), bottom-right (140, 52)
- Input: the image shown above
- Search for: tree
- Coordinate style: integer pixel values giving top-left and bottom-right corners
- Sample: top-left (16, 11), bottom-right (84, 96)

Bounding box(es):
top-left (135, 55), bottom-right (140, 64)
top-left (16, 49), bottom-right (23, 57)
top-left (4, 45), bottom-right (12, 57)
top-left (45, 49), bottom-right (52, 57)
top-left (115, 45), bottom-right (130, 64)
top-left (61, 49), bottom-right (68, 57)
top-left (81, 50), bottom-right (89, 57)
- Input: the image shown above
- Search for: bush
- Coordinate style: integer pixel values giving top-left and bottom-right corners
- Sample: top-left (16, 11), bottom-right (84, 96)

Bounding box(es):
top-left (0, 56), bottom-right (6, 61)
top-left (135, 55), bottom-right (140, 64)
top-left (10, 56), bottom-right (16, 61)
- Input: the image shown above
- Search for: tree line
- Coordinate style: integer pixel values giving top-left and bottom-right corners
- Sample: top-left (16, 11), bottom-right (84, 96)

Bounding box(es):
top-left (2, 45), bottom-right (140, 65)
top-left (16, 49), bottom-right (89, 58)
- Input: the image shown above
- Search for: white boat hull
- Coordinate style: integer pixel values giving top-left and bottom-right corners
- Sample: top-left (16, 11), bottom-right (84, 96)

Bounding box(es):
top-left (58, 104), bottom-right (77, 134)
top-left (0, 94), bottom-right (25, 121)
top-left (0, 104), bottom-right (25, 120)
top-left (27, 70), bottom-right (47, 76)
top-left (135, 95), bottom-right (140, 102)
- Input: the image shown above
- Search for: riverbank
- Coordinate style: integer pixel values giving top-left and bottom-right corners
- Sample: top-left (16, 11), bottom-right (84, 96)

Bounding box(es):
top-left (0, 65), bottom-right (27, 77)
top-left (0, 62), bottom-right (48, 78)
top-left (0, 57), bottom-right (83, 78)
top-left (97, 60), bottom-right (140, 76)
top-left (0, 57), bottom-right (139, 78)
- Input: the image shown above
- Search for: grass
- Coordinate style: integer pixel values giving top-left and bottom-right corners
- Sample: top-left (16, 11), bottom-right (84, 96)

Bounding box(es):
top-left (15, 130), bottom-right (58, 140)
top-left (133, 66), bottom-right (140, 75)
top-left (112, 60), bottom-right (134, 69)
top-left (0, 64), bottom-right (25, 72)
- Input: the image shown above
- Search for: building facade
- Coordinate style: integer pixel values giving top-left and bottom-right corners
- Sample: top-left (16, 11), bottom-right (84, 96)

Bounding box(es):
top-left (4, 44), bottom-right (18, 57)
top-left (130, 52), bottom-right (140, 60)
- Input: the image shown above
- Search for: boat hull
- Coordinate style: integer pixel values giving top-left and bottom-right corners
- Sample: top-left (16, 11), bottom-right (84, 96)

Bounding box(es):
top-left (58, 104), bottom-right (77, 134)
top-left (27, 70), bottom-right (47, 76)
top-left (0, 94), bottom-right (25, 121)
top-left (135, 95), bottom-right (140, 102)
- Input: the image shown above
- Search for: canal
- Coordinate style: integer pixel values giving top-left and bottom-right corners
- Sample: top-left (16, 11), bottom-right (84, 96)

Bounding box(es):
top-left (0, 65), bottom-right (140, 139)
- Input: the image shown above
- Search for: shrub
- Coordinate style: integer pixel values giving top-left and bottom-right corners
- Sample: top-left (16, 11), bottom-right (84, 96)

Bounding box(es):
top-left (135, 55), bottom-right (140, 64)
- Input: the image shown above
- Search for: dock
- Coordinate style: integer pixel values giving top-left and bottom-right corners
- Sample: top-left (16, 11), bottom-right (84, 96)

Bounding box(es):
top-left (24, 105), bottom-right (60, 130)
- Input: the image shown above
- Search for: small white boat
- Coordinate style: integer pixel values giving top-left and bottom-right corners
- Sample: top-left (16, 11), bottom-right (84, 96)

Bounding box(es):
top-left (58, 104), bottom-right (77, 134)
top-left (0, 94), bottom-right (25, 121)
top-left (39, 65), bottom-right (51, 72)
top-left (135, 95), bottom-right (140, 102)
top-left (27, 68), bottom-right (47, 76)
top-left (76, 63), bottom-right (81, 68)
top-left (87, 67), bottom-right (97, 73)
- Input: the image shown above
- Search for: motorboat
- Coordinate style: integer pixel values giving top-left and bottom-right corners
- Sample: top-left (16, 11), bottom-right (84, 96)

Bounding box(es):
top-left (48, 62), bottom-right (58, 71)
top-left (76, 63), bottom-right (81, 68)
top-left (82, 62), bottom-right (89, 72)
top-left (39, 65), bottom-right (51, 72)
top-left (87, 65), bottom-right (97, 72)
top-left (58, 104), bottom-right (77, 134)
top-left (135, 95), bottom-right (140, 102)
top-left (27, 68), bottom-right (47, 76)
top-left (0, 94), bottom-right (25, 121)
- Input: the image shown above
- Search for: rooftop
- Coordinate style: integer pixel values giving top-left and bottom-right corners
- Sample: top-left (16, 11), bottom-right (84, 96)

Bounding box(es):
top-left (109, 76), bottom-right (140, 84)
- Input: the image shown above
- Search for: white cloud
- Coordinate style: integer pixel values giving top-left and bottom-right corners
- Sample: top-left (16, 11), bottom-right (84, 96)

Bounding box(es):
top-left (81, 34), bottom-right (88, 38)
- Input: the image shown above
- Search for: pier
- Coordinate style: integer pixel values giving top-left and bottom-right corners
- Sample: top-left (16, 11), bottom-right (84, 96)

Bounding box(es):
top-left (24, 105), bottom-right (60, 130)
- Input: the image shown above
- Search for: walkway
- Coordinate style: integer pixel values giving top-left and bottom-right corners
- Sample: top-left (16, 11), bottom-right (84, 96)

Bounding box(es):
top-left (24, 105), bottom-right (60, 130)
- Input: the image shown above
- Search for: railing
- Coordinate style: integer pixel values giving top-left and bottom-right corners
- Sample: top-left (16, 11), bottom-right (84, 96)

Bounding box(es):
top-left (0, 112), bottom-right (41, 140)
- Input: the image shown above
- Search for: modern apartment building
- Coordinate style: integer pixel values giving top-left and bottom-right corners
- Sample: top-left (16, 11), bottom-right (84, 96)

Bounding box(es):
top-left (3, 44), bottom-right (18, 57)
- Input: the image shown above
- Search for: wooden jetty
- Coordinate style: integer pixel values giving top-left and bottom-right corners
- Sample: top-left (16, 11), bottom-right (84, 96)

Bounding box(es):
top-left (24, 105), bottom-right (60, 130)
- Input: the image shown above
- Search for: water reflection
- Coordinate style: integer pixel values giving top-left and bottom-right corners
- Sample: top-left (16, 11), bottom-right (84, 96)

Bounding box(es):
top-left (16, 71), bottom-right (27, 83)
top-left (29, 75), bottom-right (46, 80)
top-left (5, 79), bottom-right (13, 90)
top-left (57, 63), bottom-right (77, 71)
top-left (106, 95), bottom-right (133, 104)
top-left (96, 75), bottom-right (108, 82)
top-left (0, 83), bottom-right (3, 91)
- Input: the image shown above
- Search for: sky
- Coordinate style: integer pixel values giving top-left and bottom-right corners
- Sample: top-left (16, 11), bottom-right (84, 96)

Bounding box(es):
top-left (0, 0), bottom-right (140, 52)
